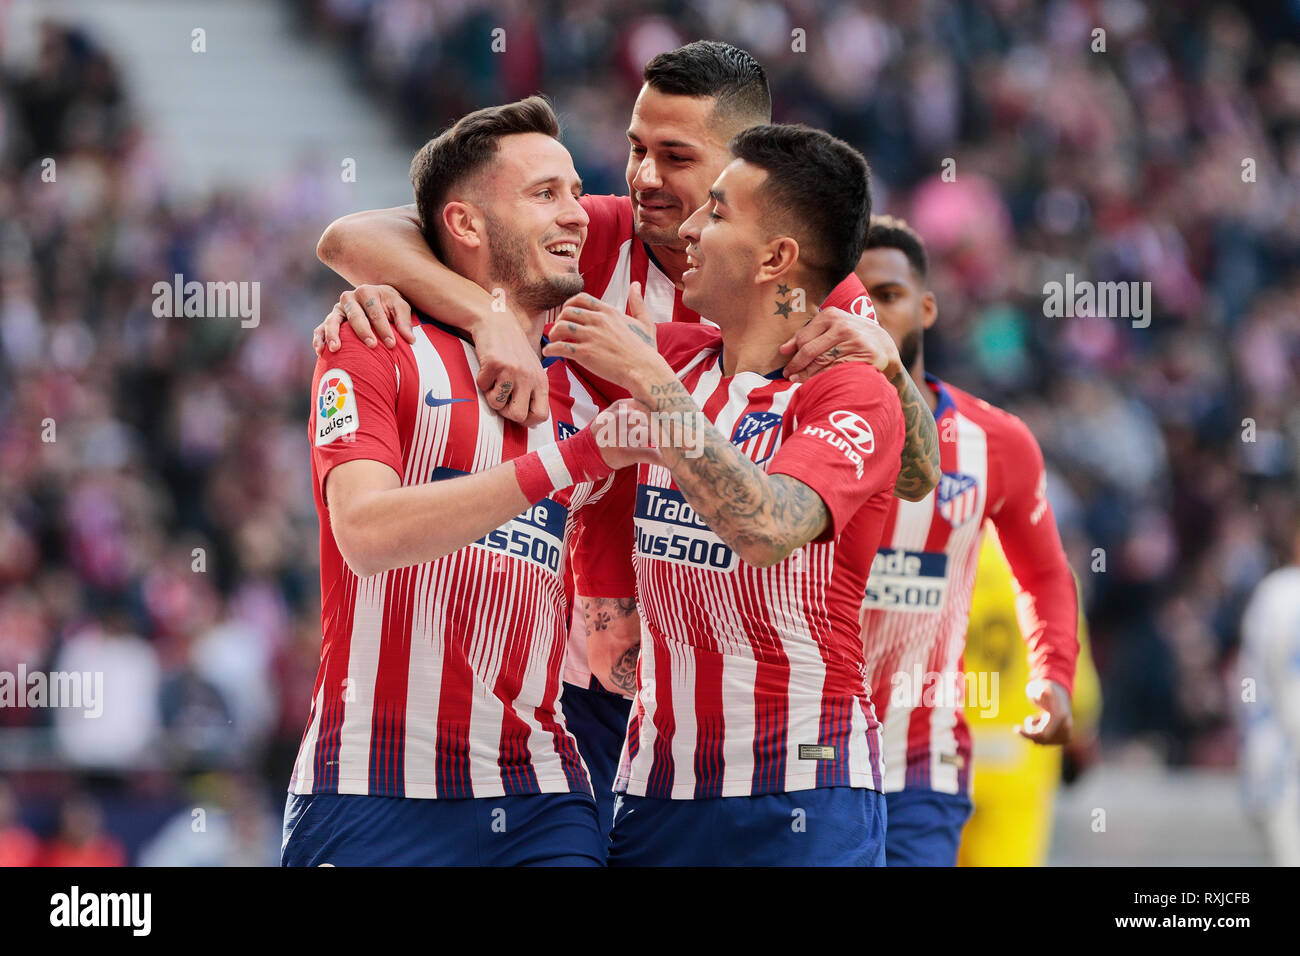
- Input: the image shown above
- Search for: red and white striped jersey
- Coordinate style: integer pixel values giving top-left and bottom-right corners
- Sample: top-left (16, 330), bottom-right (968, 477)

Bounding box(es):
top-left (562, 194), bottom-right (699, 690)
top-left (562, 194), bottom-right (876, 690)
top-left (578, 323), bottom-right (905, 798)
top-left (291, 316), bottom-right (611, 800)
top-left (861, 376), bottom-right (1078, 795)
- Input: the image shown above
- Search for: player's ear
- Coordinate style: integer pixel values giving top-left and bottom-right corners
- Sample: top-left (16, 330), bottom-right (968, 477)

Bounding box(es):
top-left (920, 289), bottom-right (938, 331)
top-left (756, 235), bottom-right (798, 286)
top-left (441, 200), bottom-right (482, 250)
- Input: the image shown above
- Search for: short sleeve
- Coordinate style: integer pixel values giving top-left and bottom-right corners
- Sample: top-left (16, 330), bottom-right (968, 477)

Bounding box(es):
top-left (310, 326), bottom-right (404, 502)
top-left (571, 466), bottom-right (638, 599)
top-left (766, 363), bottom-right (903, 540)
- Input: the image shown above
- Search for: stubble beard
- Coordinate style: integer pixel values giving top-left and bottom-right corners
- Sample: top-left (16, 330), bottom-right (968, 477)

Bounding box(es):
top-left (486, 214), bottom-right (584, 313)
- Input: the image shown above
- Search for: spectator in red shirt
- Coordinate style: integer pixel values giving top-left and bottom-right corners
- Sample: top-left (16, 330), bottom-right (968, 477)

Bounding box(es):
top-left (40, 795), bottom-right (126, 868)
top-left (0, 783), bottom-right (39, 868)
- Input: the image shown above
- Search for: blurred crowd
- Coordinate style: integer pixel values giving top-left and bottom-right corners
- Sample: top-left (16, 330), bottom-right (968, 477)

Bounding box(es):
top-left (0, 1), bottom-right (1296, 863)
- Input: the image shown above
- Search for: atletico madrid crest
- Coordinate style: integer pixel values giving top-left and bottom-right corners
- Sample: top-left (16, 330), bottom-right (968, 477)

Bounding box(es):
top-left (937, 472), bottom-right (979, 526)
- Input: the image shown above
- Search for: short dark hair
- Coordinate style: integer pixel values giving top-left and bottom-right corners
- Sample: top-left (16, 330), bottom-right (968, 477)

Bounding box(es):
top-left (865, 215), bottom-right (929, 279)
top-left (410, 96), bottom-right (560, 258)
top-left (728, 124), bottom-right (872, 298)
top-left (642, 40), bottom-right (771, 129)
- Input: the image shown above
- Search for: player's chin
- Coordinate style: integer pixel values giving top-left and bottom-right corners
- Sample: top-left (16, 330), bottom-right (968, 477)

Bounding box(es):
top-left (680, 277), bottom-right (710, 316)
top-left (536, 272), bottom-right (585, 309)
top-left (633, 220), bottom-right (685, 247)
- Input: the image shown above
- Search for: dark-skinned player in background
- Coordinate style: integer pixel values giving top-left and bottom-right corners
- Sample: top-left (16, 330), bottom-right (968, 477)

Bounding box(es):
top-left (853, 216), bottom-right (1080, 866)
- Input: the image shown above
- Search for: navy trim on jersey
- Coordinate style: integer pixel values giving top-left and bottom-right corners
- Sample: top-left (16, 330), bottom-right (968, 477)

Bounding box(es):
top-left (925, 372), bottom-right (957, 420)
top-left (715, 348), bottom-right (787, 381)
top-left (413, 309), bottom-right (476, 346)
top-left (642, 240), bottom-right (670, 278)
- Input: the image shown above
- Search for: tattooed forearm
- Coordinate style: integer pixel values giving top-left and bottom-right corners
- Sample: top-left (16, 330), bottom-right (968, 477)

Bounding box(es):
top-left (891, 370), bottom-right (941, 502)
top-left (647, 377), bottom-right (829, 568)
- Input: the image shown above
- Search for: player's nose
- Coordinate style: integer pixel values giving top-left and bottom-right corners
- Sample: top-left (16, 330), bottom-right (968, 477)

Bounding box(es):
top-left (679, 201), bottom-right (706, 243)
top-left (633, 156), bottom-right (661, 190)
top-left (557, 191), bottom-right (588, 230)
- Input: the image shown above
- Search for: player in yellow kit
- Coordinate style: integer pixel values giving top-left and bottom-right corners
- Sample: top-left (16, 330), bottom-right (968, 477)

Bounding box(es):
top-left (957, 528), bottom-right (1101, 866)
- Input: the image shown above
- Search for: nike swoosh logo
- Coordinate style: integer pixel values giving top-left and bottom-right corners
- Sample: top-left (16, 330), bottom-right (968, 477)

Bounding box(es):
top-left (425, 392), bottom-right (470, 407)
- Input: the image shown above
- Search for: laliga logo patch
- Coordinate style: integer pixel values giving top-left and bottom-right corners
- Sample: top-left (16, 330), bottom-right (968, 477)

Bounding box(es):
top-left (316, 369), bottom-right (359, 446)
top-left (937, 472), bottom-right (979, 527)
top-left (829, 410), bottom-right (874, 454)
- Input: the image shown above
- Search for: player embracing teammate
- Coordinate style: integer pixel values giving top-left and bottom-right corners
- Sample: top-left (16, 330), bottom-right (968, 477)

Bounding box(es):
top-left (312, 40), bottom-right (940, 850)
top-left (303, 39), bottom-right (1082, 867)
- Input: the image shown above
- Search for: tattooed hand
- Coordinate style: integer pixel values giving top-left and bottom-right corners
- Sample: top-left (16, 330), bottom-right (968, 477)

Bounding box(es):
top-left (542, 282), bottom-right (667, 389)
top-left (315, 284), bottom-right (417, 354)
top-left (778, 306), bottom-right (902, 383)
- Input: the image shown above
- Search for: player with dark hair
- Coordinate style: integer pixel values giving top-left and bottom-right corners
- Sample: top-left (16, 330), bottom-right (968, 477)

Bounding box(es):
top-left (853, 214), bottom-right (1080, 866)
top-left (544, 125), bottom-right (905, 866)
top-left (283, 97), bottom-right (651, 867)
top-left (306, 41), bottom-right (940, 848)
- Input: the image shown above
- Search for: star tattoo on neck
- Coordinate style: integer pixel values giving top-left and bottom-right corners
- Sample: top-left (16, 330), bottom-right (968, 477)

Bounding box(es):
top-left (774, 299), bottom-right (793, 318)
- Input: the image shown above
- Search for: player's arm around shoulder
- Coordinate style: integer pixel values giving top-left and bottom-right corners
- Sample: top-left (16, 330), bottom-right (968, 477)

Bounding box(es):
top-left (780, 306), bottom-right (939, 501)
top-left (313, 204), bottom-right (549, 427)
top-left (768, 361), bottom-right (906, 530)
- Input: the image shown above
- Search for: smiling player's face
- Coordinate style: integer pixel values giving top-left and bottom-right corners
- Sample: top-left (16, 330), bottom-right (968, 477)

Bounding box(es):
top-left (677, 158), bottom-right (768, 321)
top-left (626, 86), bottom-right (733, 251)
top-left (483, 133), bottom-right (589, 312)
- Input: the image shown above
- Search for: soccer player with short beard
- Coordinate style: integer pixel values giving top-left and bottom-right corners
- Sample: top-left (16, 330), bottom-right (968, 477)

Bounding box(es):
top-left (284, 98), bottom-right (652, 866)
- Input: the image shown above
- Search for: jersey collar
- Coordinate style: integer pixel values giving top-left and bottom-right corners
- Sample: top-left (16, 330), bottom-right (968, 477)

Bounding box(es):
top-left (716, 348), bottom-right (786, 381)
top-left (925, 372), bottom-right (956, 420)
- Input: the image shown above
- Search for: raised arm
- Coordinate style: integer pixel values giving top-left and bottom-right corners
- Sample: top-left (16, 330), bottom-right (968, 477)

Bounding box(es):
top-left (317, 205), bottom-right (492, 336)
top-left (314, 205), bottom-right (549, 425)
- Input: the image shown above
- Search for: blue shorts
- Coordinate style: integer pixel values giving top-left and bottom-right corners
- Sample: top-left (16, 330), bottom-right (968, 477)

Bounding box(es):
top-left (281, 790), bottom-right (603, 866)
top-left (608, 787), bottom-right (886, 867)
top-left (560, 678), bottom-right (632, 841)
top-left (884, 789), bottom-right (973, 866)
